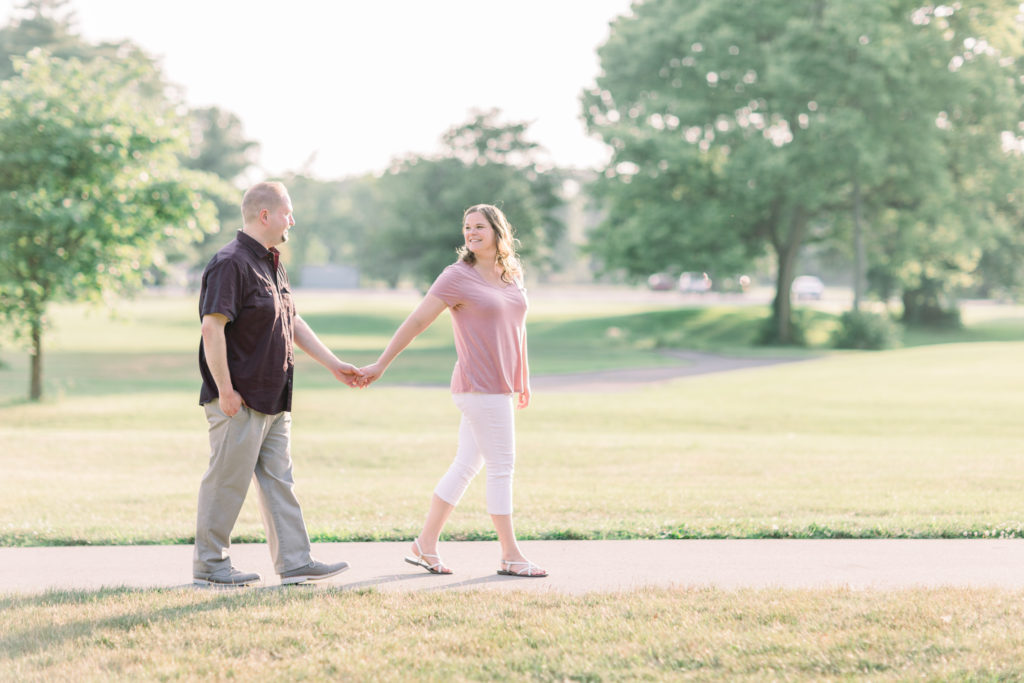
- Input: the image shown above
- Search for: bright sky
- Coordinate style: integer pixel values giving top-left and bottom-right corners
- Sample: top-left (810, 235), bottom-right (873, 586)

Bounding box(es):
top-left (1, 0), bottom-right (633, 180)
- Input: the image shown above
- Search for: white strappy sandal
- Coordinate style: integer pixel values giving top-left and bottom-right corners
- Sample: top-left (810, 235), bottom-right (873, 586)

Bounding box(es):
top-left (404, 539), bottom-right (452, 575)
top-left (497, 559), bottom-right (548, 578)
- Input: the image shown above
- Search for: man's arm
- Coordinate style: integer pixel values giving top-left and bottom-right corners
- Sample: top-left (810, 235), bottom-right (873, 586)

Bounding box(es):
top-left (293, 315), bottom-right (364, 387)
top-left (201, 313), bottom-right (244, 416)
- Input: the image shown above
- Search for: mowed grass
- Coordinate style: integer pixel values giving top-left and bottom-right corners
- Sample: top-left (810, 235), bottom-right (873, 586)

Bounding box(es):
top-left (2, 291), bottom-right (1024, 545)
top-left (0, 289), bottom-right (696, 398)
top-left (5, 292), bottom-right (1024, 681)
top-left (4, 586), bottom-right (1024, 680)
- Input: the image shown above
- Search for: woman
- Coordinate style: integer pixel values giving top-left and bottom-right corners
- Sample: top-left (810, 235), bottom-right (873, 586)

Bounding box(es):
top-left (360, 204), bottom-right (547, 578)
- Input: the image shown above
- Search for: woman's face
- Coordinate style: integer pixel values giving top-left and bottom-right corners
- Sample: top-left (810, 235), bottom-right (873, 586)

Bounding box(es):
top-left (463, 211), bottom-right (496, 256)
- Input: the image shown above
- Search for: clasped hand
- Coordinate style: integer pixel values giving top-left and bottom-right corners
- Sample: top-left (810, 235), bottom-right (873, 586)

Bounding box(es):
top-left (330, 361), bottom-right (366, 389)
top-left (329, 360), bottom-right (384, 389)
top-left (355, 361), bottom-right (384, 388)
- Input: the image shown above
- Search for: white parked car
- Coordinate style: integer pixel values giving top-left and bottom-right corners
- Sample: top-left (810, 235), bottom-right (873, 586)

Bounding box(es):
top-left (791, 275), bottom-right (825, 300)
top-left (678, 272), bottom-right (712, 293)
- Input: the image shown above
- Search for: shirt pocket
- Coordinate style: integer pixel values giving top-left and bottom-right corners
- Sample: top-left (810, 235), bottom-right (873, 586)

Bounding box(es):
top-left (241, 285), bottom-right (277, 322)
top-left (244, 282), bottom-right (275, 306)
top-left (279, 285), bottom-right (294, 317)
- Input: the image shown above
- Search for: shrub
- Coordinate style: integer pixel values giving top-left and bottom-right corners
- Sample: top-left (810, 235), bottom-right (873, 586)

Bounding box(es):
top-left (831, 310), bottom-right (903, 350)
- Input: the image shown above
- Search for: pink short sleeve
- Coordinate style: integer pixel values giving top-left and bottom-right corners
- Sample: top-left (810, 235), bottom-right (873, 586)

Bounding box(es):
top-left (427, 264), bottom-right (464, 307)
top-left (425, 260), bottom-right (528, 395)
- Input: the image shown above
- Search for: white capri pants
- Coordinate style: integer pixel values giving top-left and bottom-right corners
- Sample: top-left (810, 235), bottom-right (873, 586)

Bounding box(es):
top-left (434, 393), bottom-right (516, 515)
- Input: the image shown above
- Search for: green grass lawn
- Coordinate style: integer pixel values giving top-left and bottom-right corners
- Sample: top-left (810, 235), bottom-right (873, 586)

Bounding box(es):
top-left (2, 291), bottom-right (1024, 546)
top-left (5, 291), bottom-right (1024, 680)
top-left (0, 290), bottom-right (694, 398)
top-left (4, 586), bottom-right (1024, 680)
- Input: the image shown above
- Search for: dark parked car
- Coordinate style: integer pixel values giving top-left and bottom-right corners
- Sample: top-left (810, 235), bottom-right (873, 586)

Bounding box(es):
top-left (647, 273), bottom-right (676, 291)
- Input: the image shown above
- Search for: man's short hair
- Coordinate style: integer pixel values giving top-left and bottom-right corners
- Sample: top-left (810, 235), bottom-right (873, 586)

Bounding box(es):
top-left (241, 182), bottom-right (289, 225)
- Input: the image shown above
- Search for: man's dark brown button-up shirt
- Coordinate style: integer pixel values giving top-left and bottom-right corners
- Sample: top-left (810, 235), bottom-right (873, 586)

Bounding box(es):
top-left (198, 231), bottom-right (296, 414)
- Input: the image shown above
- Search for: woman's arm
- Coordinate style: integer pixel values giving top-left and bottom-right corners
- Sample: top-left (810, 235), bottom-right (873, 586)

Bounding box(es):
top-left (360, 294), bottom-right (448, 384)
top-left (518, 327), bottom-right (531, 409)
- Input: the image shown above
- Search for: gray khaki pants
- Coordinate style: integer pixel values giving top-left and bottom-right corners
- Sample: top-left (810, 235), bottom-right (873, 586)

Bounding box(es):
top-left (193, 403), bottom-right (312, 576)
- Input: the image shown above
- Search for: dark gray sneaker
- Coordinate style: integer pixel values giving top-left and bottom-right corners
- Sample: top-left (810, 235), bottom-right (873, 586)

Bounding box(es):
top-left (193, 567), bottom-right (262, 587)
top-left (280, 559), bottom-right (350, 585)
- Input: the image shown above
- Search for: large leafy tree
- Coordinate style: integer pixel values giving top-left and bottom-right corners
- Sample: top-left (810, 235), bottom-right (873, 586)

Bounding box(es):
top-left (866, 4), bottom-right (1024, 323)
top-left (0, 50), bottom-right (221, 399)
top-left (367, 110), bottom-right (564, 288)
top-left (0, 0), bottom-right (110, 79)
top-left (185, 107), bottom-right (259, 182)
top-left (282, 173), bottom-right (381, 284)
top-left (584, 0), bottom-right (1024, 342)
top-left (1, 2), bottom-right (258, 285)
top-left (1, 0), bottom-right (166, 96)
top-left (181, 106), bottom-right (261, 269)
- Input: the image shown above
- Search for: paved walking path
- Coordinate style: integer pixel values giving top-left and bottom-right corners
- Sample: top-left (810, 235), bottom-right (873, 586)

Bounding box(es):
top-left (531, 350), bottom-right (812, 392)
top-left (3, 539), bottom-right (1024, 594)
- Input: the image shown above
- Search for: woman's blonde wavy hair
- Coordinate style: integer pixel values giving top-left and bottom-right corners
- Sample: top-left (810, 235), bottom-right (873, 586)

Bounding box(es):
top-left (457, 204), bottom-right (523, 284)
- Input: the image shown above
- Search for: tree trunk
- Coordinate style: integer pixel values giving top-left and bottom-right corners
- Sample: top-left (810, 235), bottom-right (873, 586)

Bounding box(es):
top-left (772, 259), bottom-right (795, 344)
top-left (30, 315), bottom-right (43, 401)
top-left (852, 178), bottom-right (865, 310)
top-left (770, 209), bottom-right (810, 344)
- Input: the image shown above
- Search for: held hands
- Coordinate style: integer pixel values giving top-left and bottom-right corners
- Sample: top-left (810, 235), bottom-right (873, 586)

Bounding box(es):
top-left (357, 361), bottom-right (386, 388)
top-left (327, 358), bottom-right (385, 389)
top-left (330, 360), bottom-right (367, 388)
top-left (339, 360), bottom-right (527, 400)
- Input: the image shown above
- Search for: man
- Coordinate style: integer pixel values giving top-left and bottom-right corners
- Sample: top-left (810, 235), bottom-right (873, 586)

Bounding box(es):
top-left (193, 181), bottom-right (361, 587)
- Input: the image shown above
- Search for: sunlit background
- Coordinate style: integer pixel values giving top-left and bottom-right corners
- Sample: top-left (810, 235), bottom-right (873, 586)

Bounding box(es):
top-left (0, 0), bottom-right (630, 179)
top-left (3, 0), bottom-right (1024, 401)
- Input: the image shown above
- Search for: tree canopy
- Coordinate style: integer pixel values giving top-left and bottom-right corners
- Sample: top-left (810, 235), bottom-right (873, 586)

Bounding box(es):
top-left (367, 110), bottom-right (565, 288)
top-left (280, 172), bottom-right (381, 284)
top-left (584, 0), bottom-right (1024, 341)
top-left (0, 50), bottom-right (221, 399)
top-left (181, 106), bottom-right (261, 269)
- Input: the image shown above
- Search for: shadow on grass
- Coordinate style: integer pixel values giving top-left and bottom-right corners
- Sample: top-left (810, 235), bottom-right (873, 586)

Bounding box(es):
top-left (530, 308), bottom-right (726, 349)
top-left (0, 586), bottom-right (323, 658)
top-left (902, 317), bottom-right (1024, 347)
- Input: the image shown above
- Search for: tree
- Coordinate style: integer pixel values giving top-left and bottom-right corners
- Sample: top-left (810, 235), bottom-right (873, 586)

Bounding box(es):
top-left (1, 3), bottom-right (253, 287)
top-left (282, 173), bottom-right (381, 284)
top-left (0, 0), bottom-right (94, 79)
top-left (366, 110), bottom-right (564, 288)
top-left (0, 50), bottom-right (221, 400)
top-left (584, 0), bottom-right (1024, 343)
top-left (181, 106), bottom-right (261, 270)
top-left (868, 3), bottom-right (1024, 324)
top-left (185, 107), bottom-right (259, 182)
top-left (0, 0), bottom-right (165, 92)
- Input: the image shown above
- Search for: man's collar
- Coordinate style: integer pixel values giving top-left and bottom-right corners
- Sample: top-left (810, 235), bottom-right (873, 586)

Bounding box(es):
top-left (236, 230), bottom-right (274, 259)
